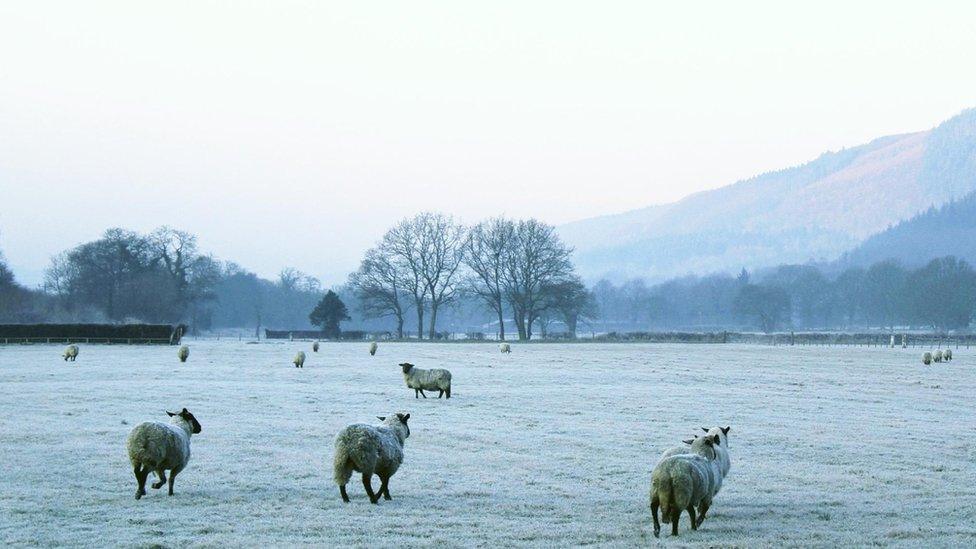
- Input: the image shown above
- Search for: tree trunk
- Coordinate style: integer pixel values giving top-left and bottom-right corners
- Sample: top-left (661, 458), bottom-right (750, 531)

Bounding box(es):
top-left (428, 305), bottom-right (438, 340)
top-left (396, 316), bottom-right (404, 339)
top-left (416, 306), bottom-right (424, 340)
top-left (496, 301), bottom-right (505, 341)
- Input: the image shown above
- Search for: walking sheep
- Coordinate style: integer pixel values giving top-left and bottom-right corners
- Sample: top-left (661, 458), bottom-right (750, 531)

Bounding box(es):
top-left (62, 344), bottom-right (79, 362)
top-left (400, 362), bottom-right (451, 398)
top-left (177, 345), bottom-right (189, 363)
top-left (313, 341), bottom-right (320, 353)
top-left (294, 351), bottom-right (306, 368)
top-left (126, 408), bottom-right (202, 499)
top-left (923, 352), bottom-right (932, 365)
top-left (333, 413), bottom-right (411, 504)
top-left (369, 342), bottom-right (378, 356)
top-left (500, 343), bottom-right (511, 353)
top-left (934, 350), bottom-right (944, 363)
top-left (650, 435), bottom-right (721, 537)
top-left (944, 348), bottom-right (952, 361)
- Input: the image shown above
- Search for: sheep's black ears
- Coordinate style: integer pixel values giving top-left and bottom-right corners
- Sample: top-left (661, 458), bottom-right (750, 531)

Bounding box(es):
top-left (377, 416), bottom-right (386, 421)
top-left (701, 426), bottom-right (709, 433)
top-left (712, 434), bottom-right (721, 444)
top-left (400, 413), bottom-right (410, 422)
top-left (682, 438), bottom-right (694, 445)
top-left (166, 411), bottom-right (176, 417)
top-left (181, 408), bottom-right (189, 414)
top-left (721, 426), bottom-right (731, 435)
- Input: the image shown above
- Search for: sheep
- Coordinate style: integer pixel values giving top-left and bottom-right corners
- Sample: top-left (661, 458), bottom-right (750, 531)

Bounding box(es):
top-left (177, 345), bottom-right (189, 363)
top-left (126, 408), bottom-right (202, 499)
top-left (658, 430), bottom-right (729, 526)
top-left (333, 413), bottom-right (411, 504)
top-left (923, 352), bottom-right (932, 365)
top-left (400, 362), bottom-right (451, 398)
top-left (499, 342), bottom-right (511, 353)
top-left (701, 425), bottom-right (732, 477)
top-left (369, 342), bottom-right (378, 356)
top-left (294, 351), bottom-right (306, 368)
top-left (934, 350), bottom-right (943, 363)
top-left (313, 341), bottom-right (320, 353)
top-left (650, 434), bottom-right (721, 537)
top-left (944, 348), bottom-right (952, 361)
top-left (62, 344), bottom-right (79, 362)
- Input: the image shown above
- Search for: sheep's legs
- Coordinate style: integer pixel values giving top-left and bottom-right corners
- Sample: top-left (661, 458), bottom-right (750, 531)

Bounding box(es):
top-left (418, 389), bottom-right (427, 399)
top-left (168, 468), bottom-right (180, 496)
top-left (151, 469), bottom-right (167, 489)
top-left (670, 508), bottom-right (680, 536)
top-left (134, 464), bottom-right (149, 499)
top-left (437, 390), bottom-right (444, 398)
top-left (696, 500), bottom-right (710, 527)
top-left (686, 505), bottom-right (697, 531)
top-left (339, 485), bottom-right (350, 503)
top-left (445, 387), bottom-right (450, 399)
top-left (651, 496), bottom-right (661, 537)
top-left (378, 475), bottom-right (392, 500)
top-left (362, 474), bottom-right (378, 504)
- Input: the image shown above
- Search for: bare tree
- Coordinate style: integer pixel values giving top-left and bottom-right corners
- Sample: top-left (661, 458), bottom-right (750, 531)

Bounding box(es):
top-left (349, 247), bottom-right (408, 338)
top-left (418, 213), bottom-right (466, 339)
top-left (503, 219), bottom-right (574, 340)
top-left (382, 217), bottom-right (429, 339)
top-left (464, 217), bottom-right (514, 340)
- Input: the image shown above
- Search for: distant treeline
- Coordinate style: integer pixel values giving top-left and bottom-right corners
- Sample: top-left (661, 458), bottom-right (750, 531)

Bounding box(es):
top-left (2, 225), bottom-right (974, 336)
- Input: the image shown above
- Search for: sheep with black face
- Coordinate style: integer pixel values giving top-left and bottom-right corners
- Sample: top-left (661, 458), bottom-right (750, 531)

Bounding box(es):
top-left (400, 362), bottom-right (452, 399)
top-left (333, 413), bottom-right (411, 504)
top-left (126, 408), bottom-right (202, 499)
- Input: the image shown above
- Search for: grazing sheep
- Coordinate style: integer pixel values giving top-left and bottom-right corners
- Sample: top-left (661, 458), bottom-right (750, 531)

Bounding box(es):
top-left (126, 408), bottom-right (202, 499)
top-left (934, 350), bottom-right (944, 363)
top-left (177, 345), bottom-right (189, 363)
top-left (499, 343), bottom-right (511, 353)
top-left (944, 348), bottom-right (952, 361)
top-left (313, 341), bottom-right (320, 353)
top-left (923, 352), bottom-right (932, 365)
top-left (294, 351), bottom-right (306, 368)
top-left (400, 362), bottom-right (451, 398)
top-left (369, 342), bottom-right (378, 356)
top-left (333, 413), bottom-right (411, 504)
top-left (62, 344), bottom-right (79, 362)
top-left (650, 435), bottom-right (720, 537)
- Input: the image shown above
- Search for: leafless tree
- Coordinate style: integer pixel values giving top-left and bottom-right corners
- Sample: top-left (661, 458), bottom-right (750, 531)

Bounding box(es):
top-left (503, 219), bottom-right (574, 340)
top-left (382, 217), bottom-right (430, 339)
top-left (349, 247), bottom-right (409, 338)
top-left (463, 217), bottom-right (515, 340)
top-left (418, 213), bottom-right (466, 339)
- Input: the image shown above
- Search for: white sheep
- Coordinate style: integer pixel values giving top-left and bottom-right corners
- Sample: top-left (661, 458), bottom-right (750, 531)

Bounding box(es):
top-left (294, 351), bottom-right (306, 368)
top-left (313, 341), bottom-right (320, 353)
top-left (369, 342), bottom-right (378, 356)
top-left (650, 435), bottom-right (721, 537)
top-left (499, 342), bottom-right (511, 353)
top-left (400, 362), bottom-right (451, 398)
top-left (177, 345), bottom-right (189, 363)
top-left (701, 425), bottom-right (732, 478)
top-left (333, 413), bottom-right (411, 504)
top-left (944, 348), bottom-right (952, 361)
top-left (126, 408), bottom-right (202, 499)
top-left (62, 344), bottom-right (79, 362)
top-left (934, 349), bottom-right (943, 363)
top-left (923, 352), bottom-right (932, 365)
top-left (658, 430), bottom-right (729, 527)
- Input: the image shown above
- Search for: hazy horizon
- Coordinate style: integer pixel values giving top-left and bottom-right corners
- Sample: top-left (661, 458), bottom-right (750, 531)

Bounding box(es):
top-left (3, 1), bottom-right (976, 286)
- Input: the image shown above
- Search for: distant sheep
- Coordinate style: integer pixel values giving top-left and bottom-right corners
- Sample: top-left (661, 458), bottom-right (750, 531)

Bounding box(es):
top-left (944, 348), bottom-right (952, 361)
top-left (313, 341), bottom-right (320, 353)
top-left (499, 343), bottom-right (511, 353)
top-left (923, 352), bottom-right (932, 365)
top-left (369, 342), bottom-right (378, 356)
top-left (650, 435), bottom-right (721, 537)
top-left (934, 350), bottom-right (944, 363)
top-left (126, 408), bottom-right (202, 499)
top-left (400, 362), bottom-right (451, 398)
top-left (62, 344), bottom-right (79, 362)
top-left (333, 413), bottom-right (411, 504)
top-left (177, 345), bottom-right (189, 363)
top-left (294, 351), bottom-right (306, 368)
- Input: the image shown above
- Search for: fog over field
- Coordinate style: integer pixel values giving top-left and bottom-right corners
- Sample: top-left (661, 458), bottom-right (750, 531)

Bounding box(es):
top-left (2, 341), bottom-right (974, 546)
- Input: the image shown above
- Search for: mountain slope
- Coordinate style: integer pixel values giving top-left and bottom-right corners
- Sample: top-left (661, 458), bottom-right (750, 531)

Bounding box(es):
top-left (836, 190), bottom-right (976, 269)
top-left (559, 108), bottom-right (976, 282)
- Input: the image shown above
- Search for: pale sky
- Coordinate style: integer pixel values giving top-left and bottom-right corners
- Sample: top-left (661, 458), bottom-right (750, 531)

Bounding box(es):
top-left (2, 1), bottom-right (976, 286)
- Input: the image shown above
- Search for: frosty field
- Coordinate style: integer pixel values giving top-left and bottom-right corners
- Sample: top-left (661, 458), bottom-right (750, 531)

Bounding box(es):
top-left (1, 341), bottom-right (974, 548)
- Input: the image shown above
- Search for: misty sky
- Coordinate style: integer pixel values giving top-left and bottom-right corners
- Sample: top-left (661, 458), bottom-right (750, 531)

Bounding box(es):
top-left (2, 1), bottom-right (976, 287)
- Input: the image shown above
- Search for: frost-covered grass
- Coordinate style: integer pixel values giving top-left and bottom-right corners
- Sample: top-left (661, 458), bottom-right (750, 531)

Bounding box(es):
top-left (1, 341), bottom-right (975, 547)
